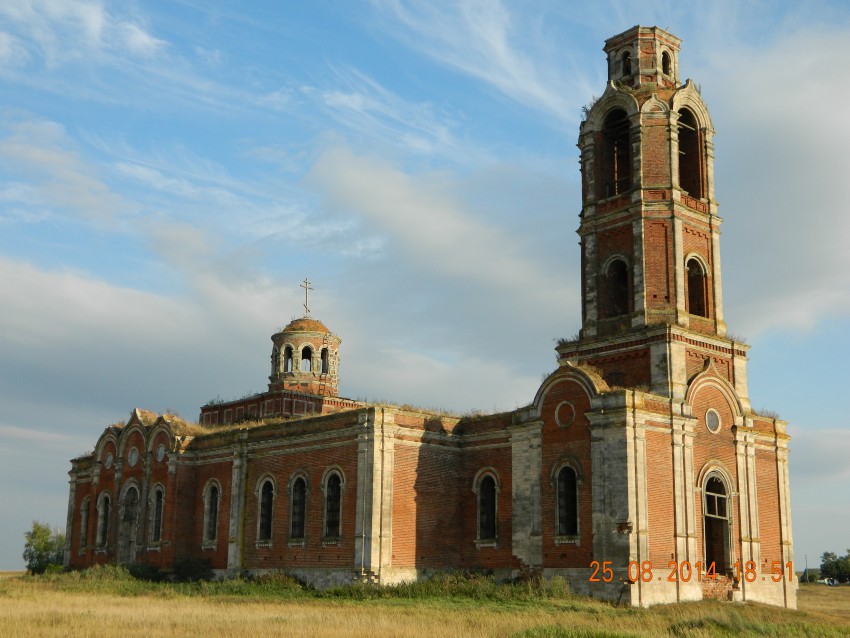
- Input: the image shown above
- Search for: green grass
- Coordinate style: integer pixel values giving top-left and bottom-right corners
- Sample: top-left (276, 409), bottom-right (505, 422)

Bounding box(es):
top-left (23, 567), bottom-right (580, 606)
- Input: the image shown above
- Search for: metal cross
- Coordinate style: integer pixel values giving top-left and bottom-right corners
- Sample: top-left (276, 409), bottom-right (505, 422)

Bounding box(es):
top-left (300, 278), bottom-right (314, 317)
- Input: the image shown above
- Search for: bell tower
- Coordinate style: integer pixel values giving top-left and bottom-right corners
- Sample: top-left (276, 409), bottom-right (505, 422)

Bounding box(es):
top-left (268, 280), bottom-right (341, 398)
top-left (558, 25), bottom-right (748, 404)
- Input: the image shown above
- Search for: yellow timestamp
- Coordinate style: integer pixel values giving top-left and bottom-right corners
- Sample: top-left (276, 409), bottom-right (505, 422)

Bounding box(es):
top-left (589, 560), bottom-right (794, 583)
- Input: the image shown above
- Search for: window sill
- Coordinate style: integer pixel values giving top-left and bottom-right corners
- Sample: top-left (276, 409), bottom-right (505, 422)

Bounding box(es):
top-left (95, 547), bottom-right (108, 555)
top-left (201, 542), bottom-right (217, 551)
top-left (322, 538), bottom-right (341, 547)
top-left (555, 536), bottom-right (580, 546)
top-left (475, 539), bottom-right (498, 549)
top-left (255, 541), bottom-right (272, 549)
top-left (146, 544), bottom-right (162, 552)
top-left (288, 539), bottom-right (306, 548)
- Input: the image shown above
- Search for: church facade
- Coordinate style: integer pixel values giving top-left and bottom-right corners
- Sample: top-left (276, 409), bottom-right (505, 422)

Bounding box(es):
top-left (64, 26), bottom-right (796, 608)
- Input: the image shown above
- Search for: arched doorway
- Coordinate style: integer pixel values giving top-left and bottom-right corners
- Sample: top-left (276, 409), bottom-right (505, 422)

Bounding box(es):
top-left (703, 474), bottom-right (731, 572)
top-left (118, 485), bottom-right (140, 564)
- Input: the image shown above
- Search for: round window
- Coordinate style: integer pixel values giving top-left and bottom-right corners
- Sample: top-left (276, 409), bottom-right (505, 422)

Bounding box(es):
top-left (555, 401), bottom-right (576, 428)
top-left (705, 409), bottom-right (721, 434)
top-left (128, 447), bottom-right (139, 467)
top-left (104, 452), bottom-right (113, 469)
top-left (156, 443), bottom-right (166, 462)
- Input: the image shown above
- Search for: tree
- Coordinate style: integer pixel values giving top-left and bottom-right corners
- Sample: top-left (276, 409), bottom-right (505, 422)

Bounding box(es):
top-left (820, 550), bottom-right (850, 584)
top-left (23, 521), bottom-right (65, 575)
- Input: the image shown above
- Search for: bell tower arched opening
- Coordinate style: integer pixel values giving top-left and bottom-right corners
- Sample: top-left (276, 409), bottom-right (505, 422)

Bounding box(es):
top-left (620, 50), bottom-right (632, 77)
top-left (300, 346), bottom-right (313, 373)
top-left (678, 108), bottom-right (703, 199)
top-left (600, 109), bottom-right (631, 198)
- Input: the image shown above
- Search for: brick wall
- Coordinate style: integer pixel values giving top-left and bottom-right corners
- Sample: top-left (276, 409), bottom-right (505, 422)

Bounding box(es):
top-left (540, 377), bottom-right (593, 569)
top-left (392, 440), bottom-right (462, 569)
top-left (641, 122), bottom-right (670, 185)
top-left (690, 383), bottom-right (739, 565)
top-left (645, 430), bottom-right (676, 567)
top-left (241, 436), bottom-right (359, 571)
top-left (644, 220), bottom-right (672, 309)
top-left (756, 449), bottom-right (782, 572)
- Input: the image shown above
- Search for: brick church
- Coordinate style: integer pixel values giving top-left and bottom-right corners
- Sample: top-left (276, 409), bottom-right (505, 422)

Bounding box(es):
top-left (64, 26), bottom-right (796, 607)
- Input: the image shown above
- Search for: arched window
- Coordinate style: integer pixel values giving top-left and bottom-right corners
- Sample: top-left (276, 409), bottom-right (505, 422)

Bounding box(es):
top-left (96, 493), bottom-right (110, 547)
top-left (119, 486), bottom-right (140, 563)
top-left (284, 346), bottom-right (293, 373)
top-left (601, 109), bottom-right (631, 197)
top-left (620, 50), bottom-right (632, 76)
top-left (605, 258), bottom-right (630, 318)
top-left (290, 477), bottom-right (307, 540)
top-left (686, 258), bottom-right (708, 317)
top-left (324, 473), bottom-right (342, 539)
top-left (203, 482), bottom-right (220, 543)
top-left (258, 479), bottom-right (274, 541)
top-left (321, 347), bottom-right (329, 374)
top-left (79, 497), bottom-right (89, 550)
top-left (300, 346), bottom-right (313, 373)
top-left (677, 108), bottom-right (703, 198)
top-left (478, 475), bottom-right (497, 542)
top-left (271, 347), bottom-right (280, 376)
top-left (703, 474), bottom-right (731, 572)
top-left (149, 486), bottom-right (164, 543)
top-left (557, 466), bottom-right (579, 536)
top-left (662, 50), bottom-right (671, 76)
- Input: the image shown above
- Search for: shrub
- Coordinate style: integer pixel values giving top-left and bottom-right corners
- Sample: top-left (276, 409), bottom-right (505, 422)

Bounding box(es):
top-left (129, 563), bottom-right (164, 582)
top-left (172, 557), bottom-right (213, 582)
top-left (22, 521), bottom-right (65, 575)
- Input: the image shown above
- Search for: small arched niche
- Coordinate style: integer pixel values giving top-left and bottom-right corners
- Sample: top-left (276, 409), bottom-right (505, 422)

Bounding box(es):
top-left (686, 257), bottom-right (708, 318)
top-left (604, 257), bottom-right (631, 318)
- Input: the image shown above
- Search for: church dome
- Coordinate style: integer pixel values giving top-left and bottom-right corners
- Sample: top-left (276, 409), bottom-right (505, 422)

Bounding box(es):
top-left (281, 317), bottom-right (331, 334)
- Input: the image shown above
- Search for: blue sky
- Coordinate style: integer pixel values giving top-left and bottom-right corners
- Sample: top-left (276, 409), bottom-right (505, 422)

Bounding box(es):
top-left (0, 0), bottom-right (848, 574)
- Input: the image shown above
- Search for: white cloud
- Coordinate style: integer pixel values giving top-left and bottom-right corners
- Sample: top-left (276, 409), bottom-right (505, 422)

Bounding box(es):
top-left (0, 424), bottom-right (78, 445)
top-left (0, 113), bottom-right (130, 221)
top-left (706, 25), bottom-right (850, 335)
top-left (194, 45), bottom-right (222, 67)
top-left (370, 0), bottom-right (577, 124)
top-left (0, 0), bottom-right (165, 67)
top-left (0, 30), bottom-right (29, 66)
top-left (303, 67), bottom-right (479, 166)
top-left (309, 146), bottom-right (568, 307)
top-left (789, 427), bottom-right (850, 483)
top-left (119, 22), bottom-right (163, 58)
top-left (0, 257), bottom-right (197, 350)
top-left (343, 344), bottom-right (539, 413)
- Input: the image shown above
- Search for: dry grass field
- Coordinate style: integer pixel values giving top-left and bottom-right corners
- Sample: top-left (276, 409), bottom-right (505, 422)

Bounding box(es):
top-left (0, 571), bottom-right (25, 580)
top-left (0, 570), bottom-right (847, 638)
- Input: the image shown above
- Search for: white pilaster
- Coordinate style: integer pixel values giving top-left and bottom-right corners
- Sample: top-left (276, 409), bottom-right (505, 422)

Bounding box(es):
top-left (510, 421), bottom-right (543, 572)
top-left (227, 435), bottom-right (248, 572)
